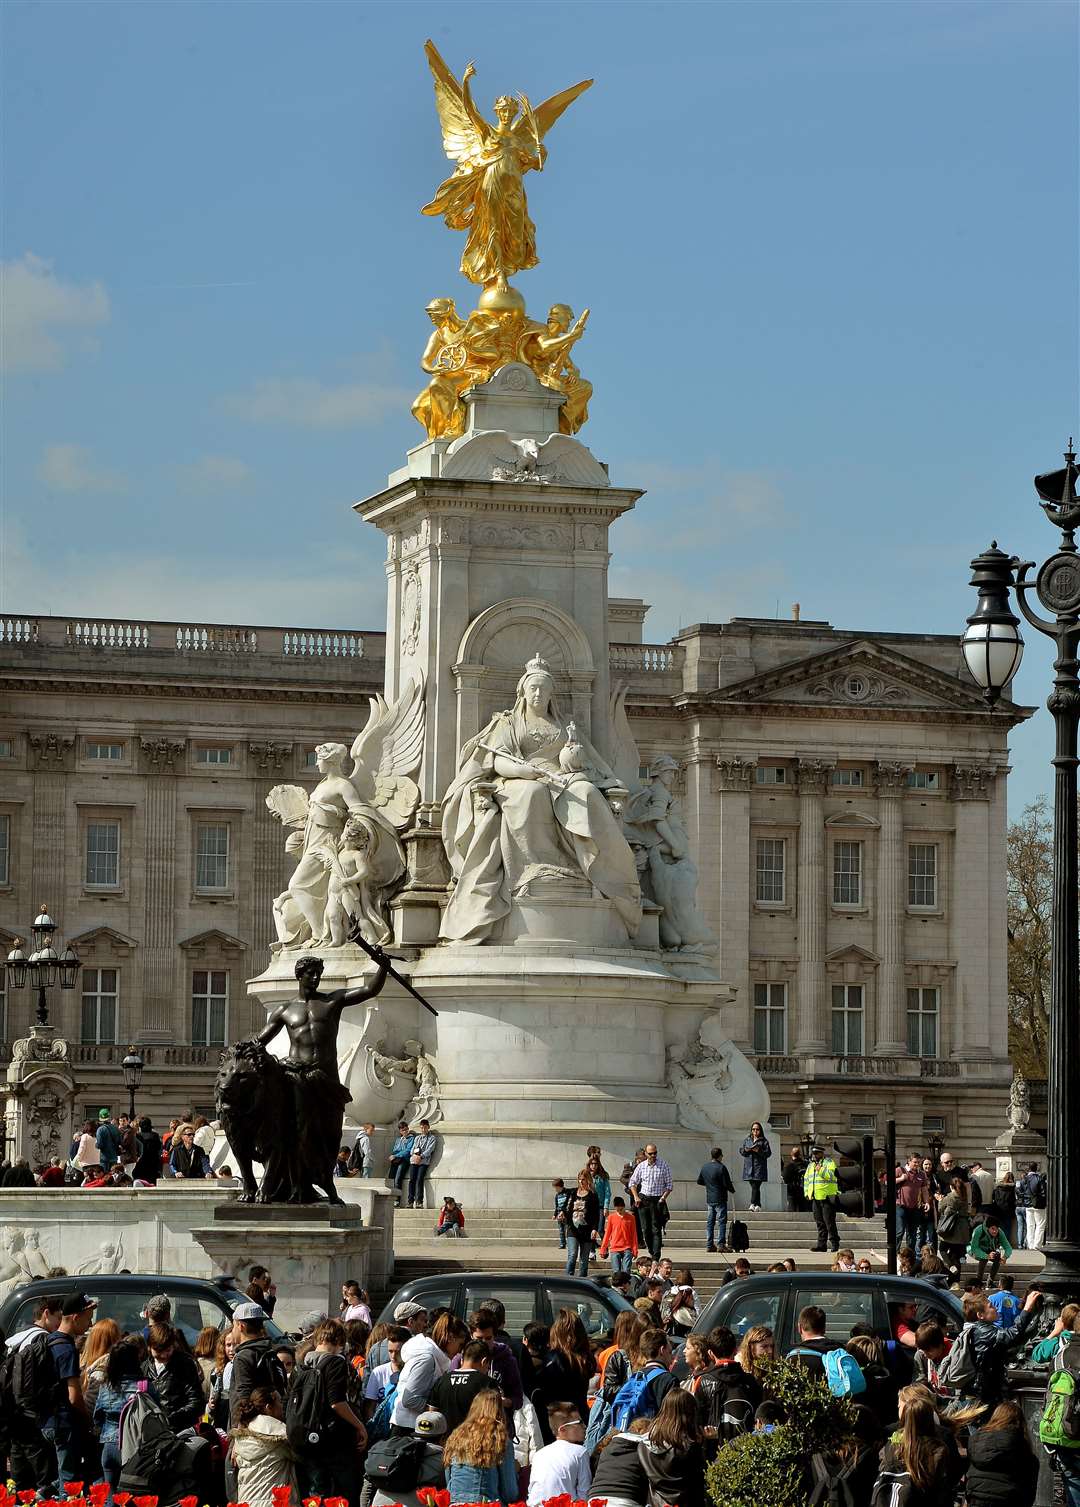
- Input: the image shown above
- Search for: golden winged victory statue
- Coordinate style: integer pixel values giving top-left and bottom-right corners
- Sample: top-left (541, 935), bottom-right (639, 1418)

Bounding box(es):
top-left (412, 41), bottom-right (595, 441)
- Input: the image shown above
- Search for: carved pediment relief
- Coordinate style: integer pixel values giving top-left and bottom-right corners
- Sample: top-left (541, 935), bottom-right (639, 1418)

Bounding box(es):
top-left (826, 943), bottom-right (880, 967)
top-left (67, 926), bottom-right (138, 959)
top-left (713, 641), bottom-right (989, 712)
top-left (824, 811), bottom-right (880, 830)
top-left (178, 928), bottom-right (247, 960)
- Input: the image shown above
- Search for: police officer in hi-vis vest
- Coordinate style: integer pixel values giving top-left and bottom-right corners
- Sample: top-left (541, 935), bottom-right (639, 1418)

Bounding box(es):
top-left (804, 1144), bottom-right (840, 1252)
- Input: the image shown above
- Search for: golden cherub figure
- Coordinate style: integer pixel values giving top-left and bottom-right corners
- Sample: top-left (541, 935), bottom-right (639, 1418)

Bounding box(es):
top-left (421, 41), bottom-right (592, 296)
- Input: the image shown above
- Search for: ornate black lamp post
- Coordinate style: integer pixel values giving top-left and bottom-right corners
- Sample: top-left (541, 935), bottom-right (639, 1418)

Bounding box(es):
top-left (4, 905), bottom-right (81, 1027)
top-left (925, 1130), bottom-right (946, 1165)
top-left (122, 1047), bottom-right (144, 1120)
top-left (962, 440), bottom-right (1080, 1315)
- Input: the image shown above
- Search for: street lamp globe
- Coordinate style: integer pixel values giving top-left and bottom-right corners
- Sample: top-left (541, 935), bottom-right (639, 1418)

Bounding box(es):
top-left (962, 543), bottom-right (1024, 703)
top-left (6, 940), bottom-right (27, 990)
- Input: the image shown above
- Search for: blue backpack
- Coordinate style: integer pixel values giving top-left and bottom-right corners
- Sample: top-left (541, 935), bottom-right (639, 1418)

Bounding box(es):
top-left (611, 1365), bottom-right (667, 1431)
top-left (366, 1372), bottom-right (400, 1444)
top-left (823, 1349), bottom-right (866, 1398)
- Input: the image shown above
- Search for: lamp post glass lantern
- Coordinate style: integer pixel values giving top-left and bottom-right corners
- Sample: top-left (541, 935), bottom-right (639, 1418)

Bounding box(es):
top-left (122, 1048), bottom-right (144, 1121)
top-left (4, 905), bottom-right (81, 1029)
top-left (963, 440), bottom-right (1080, 1316)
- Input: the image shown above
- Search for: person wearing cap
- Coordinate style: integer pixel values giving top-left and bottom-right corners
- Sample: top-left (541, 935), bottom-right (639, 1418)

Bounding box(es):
top-left (230, 1301), bottom-right (282, 1427)
top-left (803, 1144), bottom-right (840, 1253)
top-left (369, 1409), bottom-right (447, 1507)
top-left (95, 1110), bottom-right (121, 1172)
top-left (43, 1293), bottom-right (97, 1490)
top-left (367, 1302), bottom-right (429, 1371)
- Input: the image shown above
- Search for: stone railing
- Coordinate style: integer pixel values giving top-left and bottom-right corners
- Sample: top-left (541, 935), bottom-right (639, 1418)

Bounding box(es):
top-left (3, 616), bottom-right (381, 662)
top-left (71, 1043), bottom-right (215, 1066)
top-left (754, 1055), bottom-right (800, 1076)
top-left (836, 1055), bottom-right (900, 1077)
top-left (920, 1058), bottom-right (961, 1077)
top-left (610, 642), bottom-right (684, 675)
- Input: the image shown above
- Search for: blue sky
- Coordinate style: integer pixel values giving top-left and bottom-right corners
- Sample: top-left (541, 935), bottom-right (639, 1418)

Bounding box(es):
top-left (1, 0), bottom-right (1076, 813)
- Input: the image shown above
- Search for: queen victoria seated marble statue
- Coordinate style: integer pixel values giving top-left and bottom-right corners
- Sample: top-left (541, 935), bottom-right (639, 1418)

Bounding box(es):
top-left (439, 656), bottom-right (642, 944)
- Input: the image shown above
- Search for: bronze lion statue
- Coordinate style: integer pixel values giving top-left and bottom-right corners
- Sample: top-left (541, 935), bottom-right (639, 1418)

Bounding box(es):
top-left (215, 1039), bottom-right (290, 1203)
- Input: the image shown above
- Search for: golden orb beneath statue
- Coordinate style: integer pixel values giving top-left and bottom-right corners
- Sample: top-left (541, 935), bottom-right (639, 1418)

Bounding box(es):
top-left (477, 282), bottom-right (526, 314)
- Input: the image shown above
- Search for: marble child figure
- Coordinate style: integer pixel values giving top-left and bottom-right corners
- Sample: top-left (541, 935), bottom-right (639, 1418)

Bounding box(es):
top-left (439, 656), bottom-right (641, 944)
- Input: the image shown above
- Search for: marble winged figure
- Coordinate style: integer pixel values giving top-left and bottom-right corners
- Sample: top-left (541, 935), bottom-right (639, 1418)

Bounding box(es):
top-left (266, 674), bottom-right (425, 950)
top-left (607, 684), bottom-right (716, 952)
top-left (421, 40), bottom-right (593, 292)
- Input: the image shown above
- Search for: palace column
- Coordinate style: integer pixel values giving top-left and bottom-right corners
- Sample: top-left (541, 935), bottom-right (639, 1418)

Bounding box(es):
top-left (138, 738), bottom-right (184, 1042)
top-left (950, 764), bottom-right (996, 1060)
top-left (874, 761), bottom-right (912, 1056)
top-left (248, 743), bottom-right (293, 969)
top-left (714, 755), bottom-right (753, 1048)
top-left (27, 734), bottom-right (73, 1039)
top-left (794, 760), bottom-right (831, 1055)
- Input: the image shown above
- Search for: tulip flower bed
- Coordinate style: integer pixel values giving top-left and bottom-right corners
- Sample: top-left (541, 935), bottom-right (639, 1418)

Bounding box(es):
top-left (0, 1487), bottom-right (613, 1507)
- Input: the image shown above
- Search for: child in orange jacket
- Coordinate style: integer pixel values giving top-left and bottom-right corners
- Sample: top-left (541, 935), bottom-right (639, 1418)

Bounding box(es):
top-left (598, 1195), bottom-right (639, 1273)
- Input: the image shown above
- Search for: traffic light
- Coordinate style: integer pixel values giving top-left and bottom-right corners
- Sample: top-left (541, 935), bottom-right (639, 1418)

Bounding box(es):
top-left (833, 1135), bottom-right (875, 1217)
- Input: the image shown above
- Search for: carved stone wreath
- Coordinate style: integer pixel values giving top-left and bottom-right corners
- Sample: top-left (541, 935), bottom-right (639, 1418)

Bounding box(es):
top-left (808, 671), bottom-right (908, 705)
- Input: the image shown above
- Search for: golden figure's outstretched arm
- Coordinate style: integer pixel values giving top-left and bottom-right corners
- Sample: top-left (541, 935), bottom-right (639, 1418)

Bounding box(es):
top-left (423, 39), bottom-right (489, 165)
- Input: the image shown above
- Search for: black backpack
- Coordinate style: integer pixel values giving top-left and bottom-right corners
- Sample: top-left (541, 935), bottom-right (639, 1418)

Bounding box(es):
top-left (285, 1354), bottom-right (329, 1452)
top-left (363, 1433), bottom-right (428, 1490)
top-left (730, 1219), bottom-right (750, 1252)
top-left (808, 1452), bottom-right (860, 1507)
top-left (1034, 1173), bottom-right (1049, 1210)
top-left (0, 1331), bottom-right (60, 1424)
top-left (705, 1372), bottom-right (757, 1440)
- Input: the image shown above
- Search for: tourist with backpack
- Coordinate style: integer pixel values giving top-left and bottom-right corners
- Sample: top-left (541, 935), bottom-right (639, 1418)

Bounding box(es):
top-left (1037, 1319), bottom-right (1080, 1504)
top-left (144, 1323), bottom-right (205, 1431)
top-left (870, 1385), bottom-right (963, 1507)
top-left (940, 1288), bottom-right (1041, 1405)
top-left (786, 1305), bottom-right (836, 1379)
top-left (807, 1402), bottom-right (882, 1507)
top-left (43, 1292), bottom-right (98, 1491)
top-left (442, 1388), bottom-right (519, 1504)
top-left (2, 1293), bottom-right (65, 1491)
top-left (94, 1336), bottom-right (154, 1497)
top-left (288, 1318), bottom-right (367, 1504)
top-left (966, 1399), bottom-right (1038, 1507)
top-left (367, 1408), bottom-right (447, 1507)
top-left (391, 1311), bottom-right (468, 1432)
top-left (363, 1325), bottom-right (408, 1440)
top-left (638, 1388), bottom-right (707, 1507)
top-left (935, 1175), bottom-right (974, 1279)
top-left (1020, 1163), bottom-right (1049, 1249)
top-left (229, 1302), bottom-right (285, 1426)
top-left (697, 1147), bottom-right (736, 1253)
top-left (611, 1326), bottom-right (678, 1432)
top-left (231, 1386), bottom-right (298, 1507)
top-left (693, 1325), bottom-right (761, 1448)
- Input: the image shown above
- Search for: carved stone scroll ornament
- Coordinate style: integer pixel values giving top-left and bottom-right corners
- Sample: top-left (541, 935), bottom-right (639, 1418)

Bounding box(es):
top-left (875, 761), bottom-right (914, 794)
top-left (27, 733), bottom-right (74, 769)
top-left (714, 756), bottom-right (754, 793)
top-left (140, 738), bottom-right (186, 772)
top-left (952, 764), bottom-right (996, 801)
top-left (797, 760), bottom-right (832, 796)
top-left (249, 742), bottom-right (292, 774)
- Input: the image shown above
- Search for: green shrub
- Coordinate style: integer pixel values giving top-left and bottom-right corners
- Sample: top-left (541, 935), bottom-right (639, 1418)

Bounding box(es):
top-left (705, 1358), bottom-right (859, 1507)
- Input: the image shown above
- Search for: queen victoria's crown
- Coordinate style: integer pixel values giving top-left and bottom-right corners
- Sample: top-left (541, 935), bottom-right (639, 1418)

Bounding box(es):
top-left (523, 654), bottom-right (551, 677)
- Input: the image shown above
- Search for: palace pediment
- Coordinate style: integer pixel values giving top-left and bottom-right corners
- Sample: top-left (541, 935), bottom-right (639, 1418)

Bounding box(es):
top-left (711, 640), bottom-right (989, 712)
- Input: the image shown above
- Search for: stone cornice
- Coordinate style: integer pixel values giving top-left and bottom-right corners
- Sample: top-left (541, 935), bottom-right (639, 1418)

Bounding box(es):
top-left (5, 674), bottom-right (378, 706)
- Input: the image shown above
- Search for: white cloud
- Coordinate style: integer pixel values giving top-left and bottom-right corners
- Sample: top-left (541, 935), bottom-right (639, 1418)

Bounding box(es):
top-left (176, 454), bottom-right (255, 491)
top-left (222, 375), bottom-right (411, 429)
top-left (1, 253), bottom-right (110, 373)
top-left (38, 443), bottom-right (128, 493)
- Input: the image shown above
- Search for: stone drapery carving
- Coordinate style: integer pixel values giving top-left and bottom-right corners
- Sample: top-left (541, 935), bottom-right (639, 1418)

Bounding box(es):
top-left (440, 656), bottom-right (641, 944)
top-left (27, 733), bottom-right (73, 769)
top-left (368, 1038), bottom-right (443, 1129)
top-left (1009, 1071), bottom-right (1031, 1132)
top-left (952, 764), bottom-right (996, 801)
top-left (0, 1230), bottom-right (51, 1301)
top-left (249, 742), bottom-right (292, 774)
top-left (621, 755), bottom-right (716, 952)
top-left (139, 737), bottom-right (186, 771)
top-left (265, 675), bottom-right (425, 951)
top-left (401, 565), bottom-right (422, 655)
top-left (667, 1013), bottom-right (770, 1134)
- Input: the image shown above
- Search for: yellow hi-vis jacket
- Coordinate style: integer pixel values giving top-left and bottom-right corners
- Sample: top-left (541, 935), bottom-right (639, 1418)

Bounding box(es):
top-left (804, 1157), bottom-right (839, 1200)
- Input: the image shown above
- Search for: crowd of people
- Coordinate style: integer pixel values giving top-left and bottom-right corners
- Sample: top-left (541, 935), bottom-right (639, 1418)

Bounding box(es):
top-left (2, 1265), bottom-right (1064, 1507)
top-left (0, 1111), bottom-right (240, 1188)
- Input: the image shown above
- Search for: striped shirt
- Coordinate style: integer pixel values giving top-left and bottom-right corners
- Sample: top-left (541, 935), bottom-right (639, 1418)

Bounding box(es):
top-left (629, 1156), bottom-right (673, 1198)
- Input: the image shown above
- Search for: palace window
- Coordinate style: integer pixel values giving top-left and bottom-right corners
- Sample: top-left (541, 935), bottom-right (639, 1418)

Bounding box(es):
top-left (303, 749), bottom-right (318, 769)
top-left (753, 982), bottom-right (787, 1054)
top-left (832, 841), bottom-right (863, 906)
top-left (908, 844), bottom-right (938, 908)
top-left (907, 986), bottom-right (940, 1058)
top-left (195, 824), bottom-right (230, 892)
top-left (86, 742), bottom-right (123, 761)
top-left (832, 984), bottom-right (865, 1055)
top-left (851, 1113), bottom-right (877, 1131)
top-left (81, 968), bottom-right (118, 1044)
top-left (832, 768), bottom-right (863, 787)
top-left (755, 839), bottom-right (786, 904)
top-left (907, 770), bottom-right (940, 791)
top-left (85, 821), bottom-right (120, 887)
top-left (192, 970), bottom-right (228, 1047)
top-left (0, 814), bottom-right (9, 886)
top-left (194, 746), bottom-right (232, 766)
top-left (0, 739), bottom-right (15, 759)
top-left (755, 765), bottom-right (786, 785)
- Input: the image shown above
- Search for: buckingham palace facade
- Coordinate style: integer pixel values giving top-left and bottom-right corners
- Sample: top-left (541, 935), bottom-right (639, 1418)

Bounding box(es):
top-left (0, 605), bottom-right (1026, 1157)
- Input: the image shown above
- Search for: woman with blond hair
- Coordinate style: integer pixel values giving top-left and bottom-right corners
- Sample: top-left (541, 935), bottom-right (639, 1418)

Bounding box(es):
top-left (80, 1316), bottom-right (122, 1420)
top-left (873, 1385), bottom-right (964, 1506)
top-left (639, 1388), bottom-right (706, 1507)
top-left (735, 1324), bottom-right (775, 1388)
top-left (443, 1387), bottom-right (518, 1504)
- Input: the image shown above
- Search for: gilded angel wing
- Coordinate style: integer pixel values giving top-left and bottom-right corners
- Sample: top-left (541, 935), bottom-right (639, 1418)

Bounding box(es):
top-left (607, 682), bottom-right (644, 796)
top-left (349, 672), bottom-right (426, 829)
top-left (532, 77), bottom-right (593, 139)
top-left (424, 40), bottom-right (488, 166)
